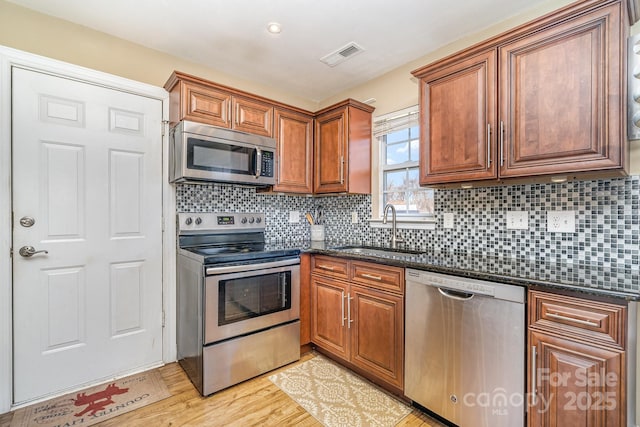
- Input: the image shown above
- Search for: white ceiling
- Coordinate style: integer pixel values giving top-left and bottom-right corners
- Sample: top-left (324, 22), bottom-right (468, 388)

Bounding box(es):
top-left (8, 0), bottom-right (548, 103)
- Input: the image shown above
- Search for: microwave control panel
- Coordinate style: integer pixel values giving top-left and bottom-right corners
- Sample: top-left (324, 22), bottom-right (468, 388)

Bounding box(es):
top-left (261, 151), bottom-right (274, 177)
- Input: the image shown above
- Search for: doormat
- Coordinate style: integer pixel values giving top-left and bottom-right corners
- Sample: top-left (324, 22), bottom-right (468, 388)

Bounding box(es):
top-left (10, 369), bottom-right (170, 427)
top-left (269, 355), bottom-right (412, 427)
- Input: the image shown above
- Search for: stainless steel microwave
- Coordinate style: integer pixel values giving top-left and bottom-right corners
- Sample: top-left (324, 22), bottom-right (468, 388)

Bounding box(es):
top-left (170, 120), bottom-right (277, 186)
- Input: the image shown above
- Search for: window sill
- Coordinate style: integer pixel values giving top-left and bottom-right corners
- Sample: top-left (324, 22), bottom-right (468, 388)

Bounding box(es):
top-left (369, 218), bottom-right (436, 230)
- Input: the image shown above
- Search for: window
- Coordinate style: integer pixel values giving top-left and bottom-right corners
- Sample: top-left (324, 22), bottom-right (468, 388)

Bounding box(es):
top-left (374, 106), bottom-right (434, 220)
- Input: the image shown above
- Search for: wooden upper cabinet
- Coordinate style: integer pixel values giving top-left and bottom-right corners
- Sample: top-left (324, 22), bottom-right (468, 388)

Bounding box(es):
top-left (165, 71), bottom-right (286, 138)
top-left (273, 108), bottom-right (313, 193)
top-left (500, 2), bottom-right (624, 177)
top-left (179, 81), bottom-right (232, 128)
top-left (232, 96), bottom-right (273, 137)
top-left (314, 99), bottom-right (374, 194)
top-left (412, 0), bottom-right (628, 185)
top-left (418, 49), bottom-right (497, 184)
top-left (315, 107), bottom-right (347, 193)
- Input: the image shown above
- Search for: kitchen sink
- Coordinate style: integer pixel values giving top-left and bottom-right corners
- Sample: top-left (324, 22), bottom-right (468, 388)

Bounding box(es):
top-left (331, 245), bottom-right (423, 258)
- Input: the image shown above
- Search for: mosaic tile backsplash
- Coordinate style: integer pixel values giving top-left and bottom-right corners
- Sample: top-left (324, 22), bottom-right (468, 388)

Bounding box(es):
top-left (176, 176), bottom-right (640, 291)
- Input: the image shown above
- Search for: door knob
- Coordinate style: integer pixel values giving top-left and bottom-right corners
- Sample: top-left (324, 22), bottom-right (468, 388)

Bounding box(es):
top-left (18, 246), bottom-right (48, 258)
top-left (19, 216), bottom-right (35, 227)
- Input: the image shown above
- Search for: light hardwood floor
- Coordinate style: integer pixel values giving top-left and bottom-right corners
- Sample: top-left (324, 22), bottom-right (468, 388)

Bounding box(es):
top-left (0, 352), bottom-right (447, 427)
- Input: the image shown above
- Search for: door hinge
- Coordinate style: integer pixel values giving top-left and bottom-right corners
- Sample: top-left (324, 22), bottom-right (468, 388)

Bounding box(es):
top-left (162, 310), bottom-right (166, 328)
top-left (161, 120), bottom-right (170, 137)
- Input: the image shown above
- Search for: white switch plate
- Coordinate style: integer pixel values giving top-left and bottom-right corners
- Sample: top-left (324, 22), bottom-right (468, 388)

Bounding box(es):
top-left (506, 211), bottom-right (529, 230)
top-left (289, 211), bottom-right (300, 223)
top-left (351, 212), bottom-right (358, 224)
top-left (547, 210), bottom-right (575, 233)
top-left (443, 212), bottom-right (454, 229)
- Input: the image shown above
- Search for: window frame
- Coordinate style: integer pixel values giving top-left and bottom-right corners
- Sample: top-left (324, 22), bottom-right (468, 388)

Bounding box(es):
top-left (371, 106), bottom-right (435, 226)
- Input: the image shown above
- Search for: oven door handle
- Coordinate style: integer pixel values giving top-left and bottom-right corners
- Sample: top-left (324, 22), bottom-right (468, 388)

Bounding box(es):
top-left (205, 257), bottom-right (300, 275)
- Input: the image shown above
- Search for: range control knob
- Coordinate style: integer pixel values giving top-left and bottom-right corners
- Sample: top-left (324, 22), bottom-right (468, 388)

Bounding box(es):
top-left (185, 217), bottom-right (193, 225)
top-left (256, 217), bottom-right (262, 224)
top-left (241, 217), bottom-right (248, 224)
top-left (195, 217), bottom-right (202, 225)
top-left (249, 217), bottom-right (255, 224)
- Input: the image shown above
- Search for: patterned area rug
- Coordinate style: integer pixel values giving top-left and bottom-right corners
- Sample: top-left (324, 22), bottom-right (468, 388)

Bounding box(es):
top-left (269, 355), bottom-right (412, 427)
top-left (10, 370), bottom-right (170, 427)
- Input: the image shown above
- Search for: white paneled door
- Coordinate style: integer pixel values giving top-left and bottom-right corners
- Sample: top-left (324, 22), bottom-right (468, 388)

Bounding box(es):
top-left (12, 67), bottom-right (164, 404)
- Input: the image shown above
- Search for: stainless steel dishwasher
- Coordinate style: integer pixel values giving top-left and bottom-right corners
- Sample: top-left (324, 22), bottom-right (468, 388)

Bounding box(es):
top-left (405, 269), bottom-right (525, 427)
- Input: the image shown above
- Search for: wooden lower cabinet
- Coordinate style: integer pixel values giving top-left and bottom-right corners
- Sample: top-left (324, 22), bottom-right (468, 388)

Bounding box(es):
top-left (310, 256), bottom-right (404, 392)
top-left (528, 290), bottom-right (627, 427)
top-left (529, 331), bottom-right (624, 427)
top-left (350, 285), bottom-right (404, 389)
top-left (299, 253), bottom-right (311, 347)
top-left (311, 275), bottom-right (349, 360)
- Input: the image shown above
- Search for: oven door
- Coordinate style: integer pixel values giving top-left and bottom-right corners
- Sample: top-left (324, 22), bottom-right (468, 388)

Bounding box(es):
top-left (204, 258), bottom-right (300, 345)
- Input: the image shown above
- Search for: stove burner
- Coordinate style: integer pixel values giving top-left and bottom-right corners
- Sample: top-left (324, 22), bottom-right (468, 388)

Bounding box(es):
top-left (177, 212), bottom-right (299, 266)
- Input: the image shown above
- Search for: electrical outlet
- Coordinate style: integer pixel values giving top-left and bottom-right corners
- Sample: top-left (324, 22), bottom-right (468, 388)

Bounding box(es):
top-left (547, 210), bottom-right (575, 233)
top-left (351, 212), bottom-right (358, 224)
top-left (289, 211), bottom-right (300, 223)
top-left (506, 211), bottom-right (529, 230)
top-left (443, 212), bottom-right (454, 229)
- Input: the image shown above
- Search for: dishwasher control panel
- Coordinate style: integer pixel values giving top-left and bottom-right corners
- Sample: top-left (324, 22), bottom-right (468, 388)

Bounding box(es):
top-left (406, 269), bottom-right (524, 303)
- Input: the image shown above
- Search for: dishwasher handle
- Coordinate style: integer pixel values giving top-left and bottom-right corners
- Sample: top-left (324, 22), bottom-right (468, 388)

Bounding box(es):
top-left (438, 287), bottom-right (474, 301)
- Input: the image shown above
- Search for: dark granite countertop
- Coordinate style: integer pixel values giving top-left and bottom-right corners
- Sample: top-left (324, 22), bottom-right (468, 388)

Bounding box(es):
top-left (267, 239), bottom-right (640, 301)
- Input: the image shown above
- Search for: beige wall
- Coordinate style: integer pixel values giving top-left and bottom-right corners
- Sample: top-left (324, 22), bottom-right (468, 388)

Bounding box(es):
top-left (1, 0), bottom-right (638, 173)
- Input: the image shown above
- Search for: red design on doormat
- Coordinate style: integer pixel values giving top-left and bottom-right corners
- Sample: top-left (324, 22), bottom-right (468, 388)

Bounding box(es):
top-left (73, 383), bottom-right (129, 416)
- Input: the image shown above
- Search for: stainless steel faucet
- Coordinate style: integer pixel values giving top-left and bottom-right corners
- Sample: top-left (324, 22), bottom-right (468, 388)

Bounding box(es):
top-left (382, 204), bottom-right (404, 249)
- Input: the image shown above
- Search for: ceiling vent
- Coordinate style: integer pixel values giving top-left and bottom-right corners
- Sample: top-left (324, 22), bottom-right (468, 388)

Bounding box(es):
top-left (320, 42), bottom-right (364, 67)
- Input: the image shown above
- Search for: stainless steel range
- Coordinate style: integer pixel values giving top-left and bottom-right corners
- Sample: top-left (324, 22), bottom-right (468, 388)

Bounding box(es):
top-left (176, 212), bottom-right (300, 396)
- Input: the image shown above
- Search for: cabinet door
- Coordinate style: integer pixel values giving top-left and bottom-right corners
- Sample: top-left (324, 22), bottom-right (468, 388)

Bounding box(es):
top-left (500, 2), bottom-right (623, 177)
top-left (314, 107), bottom-right (348, 193)
top-left (232, 97), bottom-right (273, 137)
top-left (418, 49), bottom-right (497, 184)
top-left (529, 331), bottom-right (624, 427)
top-left (350, 285), bottom-right (404, 389)
top-left (182, 82), bottom-right (232, 128)
top-left (311, 275), bottom-right (349, 360)
top-left (299, 253), bottom-right (312, 346)
top-left (273, 108), bottom-right (313, 193)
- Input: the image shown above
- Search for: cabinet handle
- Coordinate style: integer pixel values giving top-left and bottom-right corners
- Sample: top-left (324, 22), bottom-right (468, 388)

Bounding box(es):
top-left (341, 291), bottom-right (346, 326)
top-left (499, 120), bottom-right (504, 167)
top-left (361, 273), bottom-right (382, 281)
top-left (546, 312), bottom-right (599, 327)
top-left (531, 346), bottom-right (537, 406)
top-left (339, 155), bottom-right (344, 185)
top-left (317, 264), bottom-right (335, 271)
top-left (486, 123), bottom-right (491, 168)
top-left (347, 293), bottom-right (354, 328)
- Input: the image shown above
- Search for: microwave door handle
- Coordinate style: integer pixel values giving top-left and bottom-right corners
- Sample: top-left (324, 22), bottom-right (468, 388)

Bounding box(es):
top-left (255, 148), bottom-right (262, 179)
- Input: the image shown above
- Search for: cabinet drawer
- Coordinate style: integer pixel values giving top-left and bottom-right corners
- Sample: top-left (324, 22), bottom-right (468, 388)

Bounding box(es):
top-left (350, 261), bottom-right (404, 294)
top-left (312, 255), bottom-right (349, 279)
top-left (529, 291), bottom-right (626, 349)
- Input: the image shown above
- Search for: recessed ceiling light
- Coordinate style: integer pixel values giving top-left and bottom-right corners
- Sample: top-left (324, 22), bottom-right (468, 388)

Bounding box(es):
top-left (267, 22), bottom-right (282, 34)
